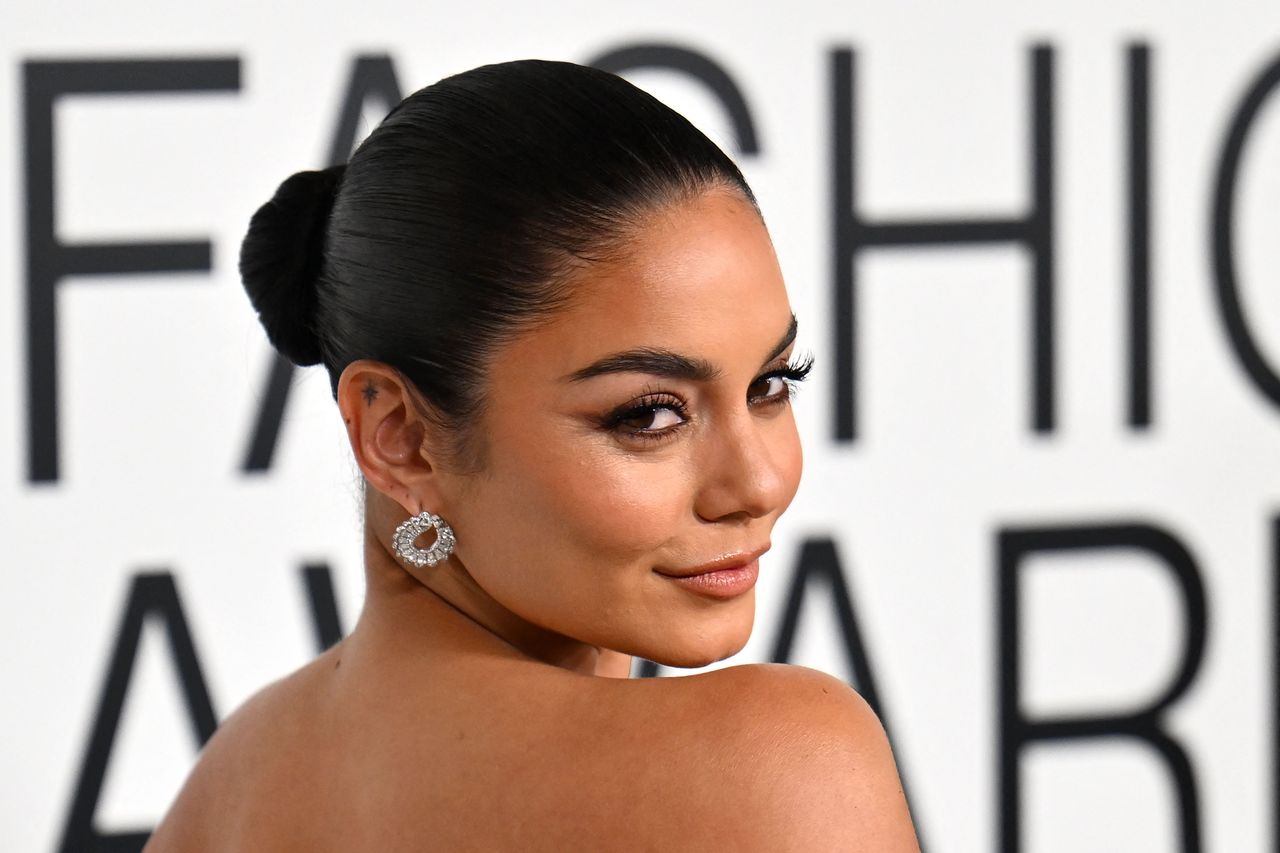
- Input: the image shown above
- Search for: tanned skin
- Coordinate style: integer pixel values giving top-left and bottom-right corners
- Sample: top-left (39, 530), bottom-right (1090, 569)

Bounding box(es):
top-left (146, 189), bottom-right (920, 852)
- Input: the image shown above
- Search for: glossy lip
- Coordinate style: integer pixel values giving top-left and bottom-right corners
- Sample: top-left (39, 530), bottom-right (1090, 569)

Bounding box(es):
top-left (654, 543), bottom-right (771, 579)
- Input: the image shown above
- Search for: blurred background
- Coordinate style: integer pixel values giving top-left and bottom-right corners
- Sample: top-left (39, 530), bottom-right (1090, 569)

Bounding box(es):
top-left (3, 1), bottom-right (1279, 850)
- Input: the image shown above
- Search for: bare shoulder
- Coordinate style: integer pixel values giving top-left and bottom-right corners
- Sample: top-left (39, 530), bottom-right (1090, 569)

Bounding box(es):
top-left (143, 661), bottom-right (324, 852)
top-left (650, 663), bottom-right (920, 852)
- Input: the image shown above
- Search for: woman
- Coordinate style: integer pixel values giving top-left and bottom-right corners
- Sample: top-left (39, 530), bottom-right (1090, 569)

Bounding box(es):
top-left (146, 59), bottom-right (919, 851)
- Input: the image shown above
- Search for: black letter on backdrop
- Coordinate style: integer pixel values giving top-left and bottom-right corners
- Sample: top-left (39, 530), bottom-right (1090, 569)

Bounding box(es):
top-left (58, 572), bottom-right (218, 853)
top-left (587, 44), bottom-right (760, 155)
top-left (997, 523), bottom-right (1206, 853)
top-left (770, 538), bottom-right (927, 851)
top-left (241, 55), bottom-right (404, 473)
top-left (830, 46), bottom-right (1056, 442)
top-left (1127, 44), bottom-right (1153, 428)
top-left (771, 538), bottom-right (885, 706)
top-left (1212, 52), bottom-right (1280, 412)
top-left (634, 657), bottom-right (663, 679)
top-left (303, 562), bottom-right (346, 651)
top-left (23, 59), bottom-right (241, 483)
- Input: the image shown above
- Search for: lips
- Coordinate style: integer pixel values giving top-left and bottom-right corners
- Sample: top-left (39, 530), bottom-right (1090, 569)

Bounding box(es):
top-left (654, 543), bottom-right (771, 579)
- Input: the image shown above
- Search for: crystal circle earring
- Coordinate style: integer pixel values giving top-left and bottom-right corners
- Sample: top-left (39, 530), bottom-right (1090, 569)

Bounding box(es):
top-left (391, 510), bottom-right (456, 568)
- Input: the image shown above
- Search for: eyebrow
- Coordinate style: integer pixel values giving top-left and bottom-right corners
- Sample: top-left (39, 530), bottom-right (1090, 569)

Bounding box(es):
top-left (565, 313), bottom-right (798, 383)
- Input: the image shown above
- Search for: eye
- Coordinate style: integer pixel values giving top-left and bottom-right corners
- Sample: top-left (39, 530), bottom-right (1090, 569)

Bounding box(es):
top-left (748, 354), bottom-right (814, 407)
top-left (747, 374), bottom-right (791, 403)
top-left (601, 392), bottom-right (690, 441)
top-left (615, 404), bottom-right (684, 432)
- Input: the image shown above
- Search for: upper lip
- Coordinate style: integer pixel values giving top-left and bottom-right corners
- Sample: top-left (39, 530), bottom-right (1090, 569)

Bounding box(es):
top-left (655, 543), bottom-right (771, 578)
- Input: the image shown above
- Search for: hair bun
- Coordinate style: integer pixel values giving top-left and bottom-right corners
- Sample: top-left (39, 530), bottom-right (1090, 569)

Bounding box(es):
top-left (239, 164), bottom-right (345, 367)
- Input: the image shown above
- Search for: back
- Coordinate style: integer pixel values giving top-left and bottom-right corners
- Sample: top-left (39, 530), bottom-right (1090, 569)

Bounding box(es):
top-left (146, 655), bottom-right (918, 852)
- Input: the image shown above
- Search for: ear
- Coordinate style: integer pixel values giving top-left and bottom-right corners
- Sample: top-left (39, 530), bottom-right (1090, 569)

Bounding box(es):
top-left (336, 359), bottom-right (444, 515)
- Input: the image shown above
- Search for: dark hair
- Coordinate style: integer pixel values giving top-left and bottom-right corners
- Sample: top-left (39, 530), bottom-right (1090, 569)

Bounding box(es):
top-left (240, 59), bottom-right (756, 465)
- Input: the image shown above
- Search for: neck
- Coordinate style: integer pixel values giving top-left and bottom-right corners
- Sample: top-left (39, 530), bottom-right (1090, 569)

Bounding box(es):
top-left (350, 521), bottom-right (632, 678)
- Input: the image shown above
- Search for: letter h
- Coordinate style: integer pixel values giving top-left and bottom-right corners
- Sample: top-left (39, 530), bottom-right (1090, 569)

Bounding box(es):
top-left (830, 46), bottom-right (1055, 442)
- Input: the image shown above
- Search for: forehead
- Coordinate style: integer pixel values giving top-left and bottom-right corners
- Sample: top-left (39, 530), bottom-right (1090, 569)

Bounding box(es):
top-left (509, 190), bottom-right (791, 373)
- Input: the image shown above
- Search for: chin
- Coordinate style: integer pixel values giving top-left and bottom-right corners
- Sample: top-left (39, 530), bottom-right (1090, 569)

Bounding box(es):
top-left (655, 647), bottom-right (746, 669)
top-left (641, 611), bottom-right (755, 669)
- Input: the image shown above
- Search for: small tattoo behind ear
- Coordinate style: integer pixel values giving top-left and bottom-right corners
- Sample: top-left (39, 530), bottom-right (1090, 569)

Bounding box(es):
top-left (362, 380), bottom-right (378, 406)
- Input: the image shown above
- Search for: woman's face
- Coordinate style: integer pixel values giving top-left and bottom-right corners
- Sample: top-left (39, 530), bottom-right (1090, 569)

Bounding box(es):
top-left (437, 187), bottom-right (804, 668)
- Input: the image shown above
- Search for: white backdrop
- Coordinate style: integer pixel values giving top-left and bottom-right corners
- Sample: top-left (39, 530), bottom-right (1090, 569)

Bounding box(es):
top-left (3, 1), bottom-right (1279, 851)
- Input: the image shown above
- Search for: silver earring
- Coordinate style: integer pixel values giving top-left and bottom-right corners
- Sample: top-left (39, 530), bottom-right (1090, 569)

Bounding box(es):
top-left (392, 510), bottom-right (456, 568)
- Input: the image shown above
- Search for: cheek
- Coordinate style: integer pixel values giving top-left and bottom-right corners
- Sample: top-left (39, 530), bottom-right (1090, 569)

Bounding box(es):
top-left (552, 451), bottom-right (692, 555)
top-left (458, 433), bottom-right (694, 573)
top-left (779, 416), bottom-right (804, 507)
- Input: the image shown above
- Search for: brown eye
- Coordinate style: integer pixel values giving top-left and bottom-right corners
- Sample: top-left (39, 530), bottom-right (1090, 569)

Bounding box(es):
top-left (747, 375), bottom-right (789, 404)
top-left (617, 406), bottom-right (683, 432)
top-left (601, 393), bottom-right (691, 442)
top-left (747, 357), bottom-right (813, 407)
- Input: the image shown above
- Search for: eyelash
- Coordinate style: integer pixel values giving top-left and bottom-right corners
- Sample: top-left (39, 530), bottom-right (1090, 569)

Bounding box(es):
top-left (600, 354), bottom-right (815, 443)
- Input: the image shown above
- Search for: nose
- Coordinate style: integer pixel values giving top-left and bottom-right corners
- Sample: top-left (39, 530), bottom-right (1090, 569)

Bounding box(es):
top-left (693, 412), bottom-right (798, 524)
